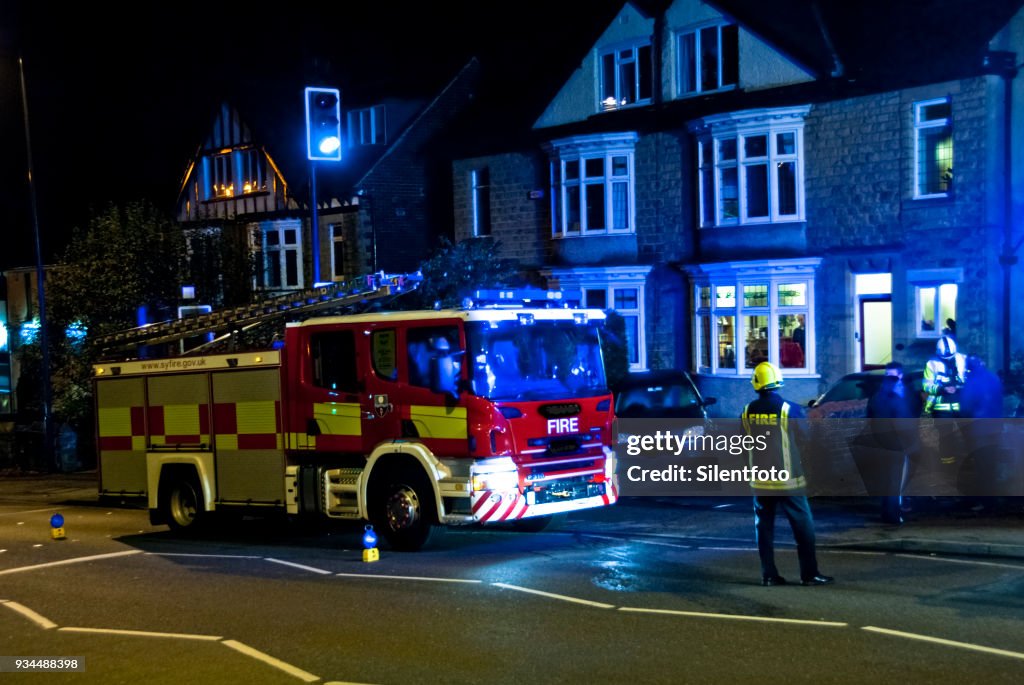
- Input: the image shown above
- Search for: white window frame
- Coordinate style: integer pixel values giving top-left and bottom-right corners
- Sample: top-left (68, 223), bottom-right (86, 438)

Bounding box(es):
top-left (676, 22), bottom-right (739, 97)
top-left (545, 133), bottom-right (638, 237)
top-left (908, 268), bottom-right (961, 338)
top-left (347, 105), bottom-right (387, 147)
top-left (689, 258), bottom-right (820, 377)
top-left (541, 266), bottom-right (651, 371)
top-left (913, 97), bottom-right (953, 199)
top-left (690, 107), bottom-right (809, 227)
top-left (598, 41), bottom-right (653, 111)
top-left (471, 168), bottom-right (491, 237)
top-left (330, 223), bottom-right (345, 282)
top-left (262, 221), bottom-right (303, 290)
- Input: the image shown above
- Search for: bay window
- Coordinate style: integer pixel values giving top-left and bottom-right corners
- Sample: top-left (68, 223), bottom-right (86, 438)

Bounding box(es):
top-left (690, 259), bottom-right (819, 376)
top-left (690, 106), bottom-right (809, 227)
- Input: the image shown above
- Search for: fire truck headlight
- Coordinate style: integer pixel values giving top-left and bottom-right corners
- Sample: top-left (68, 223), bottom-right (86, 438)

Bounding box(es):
top-left (471, 457), bottom-right (519, 493)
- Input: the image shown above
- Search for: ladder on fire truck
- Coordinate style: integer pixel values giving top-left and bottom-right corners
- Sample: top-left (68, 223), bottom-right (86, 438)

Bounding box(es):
top-left (94, 272), bottom-right (421, 356)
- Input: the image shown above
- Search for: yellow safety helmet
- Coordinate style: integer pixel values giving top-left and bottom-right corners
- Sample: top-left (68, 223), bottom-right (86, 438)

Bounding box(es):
top-left (751, 361), bottom-right (784, 392)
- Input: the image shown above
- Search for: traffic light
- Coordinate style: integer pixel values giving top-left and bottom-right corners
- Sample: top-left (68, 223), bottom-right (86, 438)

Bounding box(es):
top-left (305, 86), bottom-right (342, 161)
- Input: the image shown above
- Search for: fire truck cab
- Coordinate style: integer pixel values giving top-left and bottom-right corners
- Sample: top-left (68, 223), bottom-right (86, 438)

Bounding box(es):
top-left (94, 295), bottom-right (618, 549)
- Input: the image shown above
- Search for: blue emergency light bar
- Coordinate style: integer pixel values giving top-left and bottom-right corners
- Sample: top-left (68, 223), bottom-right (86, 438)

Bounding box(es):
top-left (470, 288), bottom-right (583, 308)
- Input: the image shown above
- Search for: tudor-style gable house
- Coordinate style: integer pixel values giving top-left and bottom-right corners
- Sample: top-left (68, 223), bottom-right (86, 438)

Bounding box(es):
top-left (453, 0), bottom-right (1024, 415)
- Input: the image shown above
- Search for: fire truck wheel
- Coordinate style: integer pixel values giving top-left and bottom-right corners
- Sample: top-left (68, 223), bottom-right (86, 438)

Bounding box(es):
top-left (370, 467), bottom-right (443, 551)
top-left (160, 473), bottom-right (206, 532)
top-left (511, 513), bottom-right (567, 533)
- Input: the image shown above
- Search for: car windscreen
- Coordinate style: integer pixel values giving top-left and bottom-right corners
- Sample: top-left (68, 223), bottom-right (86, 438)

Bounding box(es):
top-left (820, 376), bottom-right (881, 403)
top-left (465, 320), bottom-right (608, 401)
top-left (615, 382), bottom-right (701, 417)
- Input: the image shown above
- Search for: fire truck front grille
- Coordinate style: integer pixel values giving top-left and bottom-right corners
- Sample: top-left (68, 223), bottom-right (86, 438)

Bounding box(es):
top-left (529, 477), bottom-right (606, 505)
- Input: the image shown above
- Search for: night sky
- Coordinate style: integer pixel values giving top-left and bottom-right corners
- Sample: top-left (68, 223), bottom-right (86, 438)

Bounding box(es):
top-left (0, 1), bottom-right (622, 270)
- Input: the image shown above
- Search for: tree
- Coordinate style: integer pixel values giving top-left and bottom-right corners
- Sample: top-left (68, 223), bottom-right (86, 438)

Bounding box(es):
top-left (24, 201), bottom-right (186, 460)
top-left (403, 237), bottom-right (518, 310)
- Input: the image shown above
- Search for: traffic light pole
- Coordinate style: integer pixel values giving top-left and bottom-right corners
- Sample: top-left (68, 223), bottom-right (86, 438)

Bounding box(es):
top-left (310, 162), bottom-right (321, 284)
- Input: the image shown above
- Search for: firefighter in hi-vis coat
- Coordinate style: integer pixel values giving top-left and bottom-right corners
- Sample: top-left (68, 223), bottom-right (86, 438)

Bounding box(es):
top-left (742, 362), bottom-right (834, 587)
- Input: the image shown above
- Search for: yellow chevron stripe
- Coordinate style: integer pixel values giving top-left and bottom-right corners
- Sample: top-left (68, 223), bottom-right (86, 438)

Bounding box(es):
top-left (411, 405), bottom-right (467, 439)
top-left (313, 402), bottom-right (361, 436)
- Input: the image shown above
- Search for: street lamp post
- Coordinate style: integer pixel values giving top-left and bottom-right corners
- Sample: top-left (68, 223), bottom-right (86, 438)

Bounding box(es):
top-left (17, 54), bottom-right (55, 469)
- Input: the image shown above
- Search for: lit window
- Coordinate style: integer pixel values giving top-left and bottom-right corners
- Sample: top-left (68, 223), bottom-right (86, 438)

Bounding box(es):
top-left (347, 105), bottom-right (386, 147)
top-left (916, 283), bottom-right (957, 337)
top-left (472, 168), bottom-right (491, 237)
top-left (690, 259), bottom-right (818, 375)
top-left (678, 23), bottom-right (738, 96)
top-left (914, 97), bottom-right (953, 198)
top-left (691, 107), bottom-right (808, 227)
top-left (599, 42), bottom-right (652, 110)
top-left (546, 133), bottom-right (637, 237)
top-left (209, 153), bottom-right (234, 198)
top-left (240, 149), bottom-right (267, 194)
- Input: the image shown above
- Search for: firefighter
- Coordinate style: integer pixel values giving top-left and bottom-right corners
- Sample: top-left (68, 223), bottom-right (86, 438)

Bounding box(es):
top-left (924, 334), bottom-right (966, 416)
top-left (742, 362), bottom-right (834, 587)
top-left (923, 334), bottom-right (967, 467)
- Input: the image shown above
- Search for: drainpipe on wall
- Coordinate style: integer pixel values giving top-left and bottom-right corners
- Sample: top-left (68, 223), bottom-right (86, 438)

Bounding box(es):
top-left (983, 50), bottom-right (1019, 378)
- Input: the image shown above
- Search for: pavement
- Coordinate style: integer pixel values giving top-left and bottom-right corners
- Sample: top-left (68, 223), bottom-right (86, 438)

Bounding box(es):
top-left (2, 468), bottom-right (1023, 560)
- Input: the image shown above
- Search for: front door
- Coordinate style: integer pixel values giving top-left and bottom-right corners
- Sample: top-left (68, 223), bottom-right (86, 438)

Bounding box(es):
top-left (859, 296), bottom-right (892, 370)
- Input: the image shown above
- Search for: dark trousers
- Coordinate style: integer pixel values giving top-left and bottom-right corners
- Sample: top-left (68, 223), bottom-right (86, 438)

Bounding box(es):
top-left (753, 495), bottom-right (820, 581)
top-left (880, 454), bottom-right (909, 523)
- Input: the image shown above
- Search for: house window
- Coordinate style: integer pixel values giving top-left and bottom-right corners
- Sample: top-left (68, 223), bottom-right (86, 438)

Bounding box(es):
top-left (691, 106), bottom-right (808, 227)
top-left (916, 283), bottom-right (957, 337)
top-left (262, 223), bottom-right (303, 290)
top-left (599, 42), bottom-right (652, 110)
top-left (914, 97), bottom-right (953, 198)
top-left (543, 266), bottom-right (651, 371)
top-left (347, 105), bottom-right (386, 147)
top-left (209, 153), bottom-right (234, 198)
top-left (690, 259), bottom-right (818, 375)
top-left (472, 168), bottom-right (491, 237)
top-left (330, 224), bottom-right (346, 281)
top-left (240, 149), bottom-right (267, 194)
top-left (678, 23), bottom-right (738, 96)
top-left (546, 133), bottom-right (638, 237)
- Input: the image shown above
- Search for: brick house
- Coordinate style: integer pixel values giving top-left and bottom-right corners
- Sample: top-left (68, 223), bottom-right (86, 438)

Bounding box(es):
top-left (451, 0), bottom-right (1024, 415)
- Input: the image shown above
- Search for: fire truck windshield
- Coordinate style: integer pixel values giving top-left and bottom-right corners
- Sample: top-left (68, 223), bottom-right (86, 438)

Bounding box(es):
top-left (465, 320), bottom-right (608, 401)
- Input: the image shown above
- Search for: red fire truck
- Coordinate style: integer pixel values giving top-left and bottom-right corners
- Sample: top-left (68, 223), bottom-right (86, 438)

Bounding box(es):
top-left (93, 280), bottom-right (618, 549)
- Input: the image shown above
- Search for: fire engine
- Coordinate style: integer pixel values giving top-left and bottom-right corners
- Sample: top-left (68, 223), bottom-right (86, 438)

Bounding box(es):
top-left (92, 274), bottom-right (619, 549)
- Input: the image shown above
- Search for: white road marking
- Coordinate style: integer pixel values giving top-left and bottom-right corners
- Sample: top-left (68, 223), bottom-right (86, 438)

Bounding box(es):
top-left (492, 583), bottom-right (615, 609)
top-left (266, 558), bottom-right (333, 575)
top-left (823, 550), bottom-right (888, 557)
top-left (619, 606), bottom-right (848, 627)
top-left (335, 572), bottom-right (481, 584)
top-left (1, 600), bottom-right (58, 629)
top-left (581, 533), bottom-right (694, 550)
top-left (863, 626), bottom-right (1024, 661)
top-left (891, 554), bottom-right (1024, 571)
top-left (0, 507), bottom-right (61, 517)
top-left (60, 626), bottom-right (222, 641)
top-left (697, 546), bottom-right (757, 551)
top-left (145, 552), bottom-right (263, 559)
top-left (222, 639), bottom-right (320, 682)
top-left (0, 549), bottom-right (142, 576)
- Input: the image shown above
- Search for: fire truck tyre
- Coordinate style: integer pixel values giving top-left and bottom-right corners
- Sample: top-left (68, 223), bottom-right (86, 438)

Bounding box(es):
top-left (160, 474), bottom-right (207, 533)
top-left (511, 513), bottom-right (567, 533)
top-left (371, 468), bottom-right (443, 551)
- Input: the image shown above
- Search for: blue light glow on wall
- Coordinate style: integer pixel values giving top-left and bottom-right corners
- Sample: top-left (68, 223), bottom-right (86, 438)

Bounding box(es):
top-left (20, 318), bottom-right (40, 345)
top-left (0, 321), bottom-right (7, 352)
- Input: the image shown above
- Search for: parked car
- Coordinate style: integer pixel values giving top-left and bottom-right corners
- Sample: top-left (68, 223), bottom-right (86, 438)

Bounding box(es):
top-left (807, 369), bottom-right (924, 419)
top-left (613, 370), bottom-right (716, 419)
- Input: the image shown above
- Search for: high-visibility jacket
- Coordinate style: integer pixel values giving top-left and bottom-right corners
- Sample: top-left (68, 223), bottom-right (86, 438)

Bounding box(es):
top-left (923, 353), bottom-right (966, 414)
top-left (741, 390), bottom-right (808, 492)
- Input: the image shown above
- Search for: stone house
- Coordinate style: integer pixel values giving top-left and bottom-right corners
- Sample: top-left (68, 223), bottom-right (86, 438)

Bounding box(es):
top-left (451, 0), bottom-right (1024, 415)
